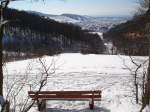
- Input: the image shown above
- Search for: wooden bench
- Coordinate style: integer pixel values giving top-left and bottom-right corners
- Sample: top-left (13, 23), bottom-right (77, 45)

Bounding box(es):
top-left (28, 90), bottom-right (101, 111)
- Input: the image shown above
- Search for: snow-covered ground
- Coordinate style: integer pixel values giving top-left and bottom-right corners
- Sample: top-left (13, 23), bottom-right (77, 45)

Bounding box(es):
top-left (143, 103), bottom-right (150, 112)
top-left (3, 53), bottom-right (148, 112)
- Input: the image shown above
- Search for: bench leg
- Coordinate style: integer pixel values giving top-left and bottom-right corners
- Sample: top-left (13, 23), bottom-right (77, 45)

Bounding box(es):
top-left (89, 99), bottom-right (94, 110)
top-left (6, 101), bottom-right (10, 112)
top-left (38, 100), bottom-right (46, 112)
top-left (1, 100), bottom-right (10, 112)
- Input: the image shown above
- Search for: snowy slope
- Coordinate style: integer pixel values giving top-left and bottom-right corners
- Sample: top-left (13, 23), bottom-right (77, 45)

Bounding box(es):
top-left (3, 54), bottom-right (147, 112)
top-left (29, 11), bottom-right (80, 23)
top-left (61, 14), bottom-right (89, 22)
top-left (53, 14), bottom-right (129, 32)
top-left (47, 15), bottom-right (80, 23)
top-left (48, 14), bottom-right (128, 32)
top-left (30, 11), bottom-right (129, 32)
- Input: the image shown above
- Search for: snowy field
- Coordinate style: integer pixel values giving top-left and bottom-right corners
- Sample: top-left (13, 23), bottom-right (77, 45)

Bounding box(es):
top-left (3, 53), bottom-right (148, 112)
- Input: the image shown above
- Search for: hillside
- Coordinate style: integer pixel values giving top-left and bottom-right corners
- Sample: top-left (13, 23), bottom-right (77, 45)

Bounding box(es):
top-left (31, 11), bottom-right (128, 32)
top-left (3, 8), bottom-right (105, 61)
top-left (103, 15), bottom-right (150, 56)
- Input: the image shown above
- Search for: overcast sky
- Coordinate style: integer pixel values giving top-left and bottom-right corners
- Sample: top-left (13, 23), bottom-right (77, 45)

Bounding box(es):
top-left (8, 0), bottom-right (138, 16)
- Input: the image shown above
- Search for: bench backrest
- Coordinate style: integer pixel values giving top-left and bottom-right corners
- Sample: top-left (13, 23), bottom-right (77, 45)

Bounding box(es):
top-left (28, 91), bottom-right (101, 99)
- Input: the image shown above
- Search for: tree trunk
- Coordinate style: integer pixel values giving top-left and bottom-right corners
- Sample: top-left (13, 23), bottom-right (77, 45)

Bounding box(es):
top-left (147, 0), bottom-right (150, 14)
top-left (0, 1), bottom-right (4, 96)
top-left (135, 83), bottom-right (139, 104)
top-left (141, 46), bottom-right (150, 111)
top-left (0, 18), bottom-right (4, 97)
top-left (0, 0), bottom-right (10, 97)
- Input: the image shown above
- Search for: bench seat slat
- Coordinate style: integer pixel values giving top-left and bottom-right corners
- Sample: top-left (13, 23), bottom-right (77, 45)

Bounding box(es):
top-left (31, 98), bottom-right (101, 101)
top-left (29, 94), bottom-right (101, 99)
top-left (28, 91), bottom-right (101, 95)
top-left (29, 93), bottom-right (100, 96)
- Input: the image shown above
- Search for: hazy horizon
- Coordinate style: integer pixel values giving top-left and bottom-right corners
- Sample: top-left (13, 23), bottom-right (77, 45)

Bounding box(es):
top-left (8, 0), bottom-right (137, 17)
top-left (26, 10), bottom-right (131, 17)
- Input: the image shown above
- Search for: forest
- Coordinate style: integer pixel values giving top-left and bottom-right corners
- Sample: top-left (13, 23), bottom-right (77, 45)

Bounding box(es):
top-left (103, 14), bottom-right (150, 56)
top-left (3, 8), bottom-right (105, 59)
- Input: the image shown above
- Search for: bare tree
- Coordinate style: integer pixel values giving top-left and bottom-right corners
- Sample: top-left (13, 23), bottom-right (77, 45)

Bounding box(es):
top-left (120, 55), bottom-right (148, 104)
top-left (0, 1), bottom-right (48, 111)
top-left (0, 1), bottom-right (23, 111)
top-left (0, 0), bottom-right (10, 97)
top-left (2, 57), bottom-right (56, 112)
top-left (135, 0), bottom-right (149, 16)
top-left (140, 23), bottom-right (150, 111)
top-left (0, 0), bottom-right (45, 99)
top-left (0, 0), bottom-right (46, 96)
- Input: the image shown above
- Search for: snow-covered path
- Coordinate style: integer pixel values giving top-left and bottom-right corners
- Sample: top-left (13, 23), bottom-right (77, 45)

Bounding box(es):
top-left (3, 54), bottom-right (148, 112)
